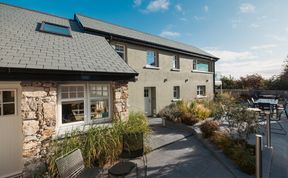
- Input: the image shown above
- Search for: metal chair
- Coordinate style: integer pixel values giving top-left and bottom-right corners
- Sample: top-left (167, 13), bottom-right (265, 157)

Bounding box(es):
top-left (108, 132), bottom-right (147, 178)
top-left (56, 149), bottom-right (102, 178)
top-left (269, 104), bottom-right (287, 135)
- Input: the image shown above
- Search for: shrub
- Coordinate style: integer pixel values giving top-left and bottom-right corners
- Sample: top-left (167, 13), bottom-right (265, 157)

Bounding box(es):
top-left (158, 103), bottom-right (182, 122)
top-left (210, 132), bottom-right (232, 150)
top-left (47, 112), bottom-right (151, 177)
top-left (192, 104), bottom-right (211, 121)
top-left (200, 120), bottom-right (219, 138)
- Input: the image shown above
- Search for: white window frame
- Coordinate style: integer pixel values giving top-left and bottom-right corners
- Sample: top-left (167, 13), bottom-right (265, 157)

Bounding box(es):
top-left (113, 44), bottom-right (126, 61)
top-left (0, 89), bottom-right (17, 117)
top-left (57, 83), bottom-right (112, 129)
top-left (172, 55), bottom-right (180, 70)
top-left (197, 85), bottom-right (206, 97)
top-left (193, 59), bottom-right (210, 72)
top-left (173, 86), bottom-right (180, 99)
top-left (146, 50), bottom-right (159, 67)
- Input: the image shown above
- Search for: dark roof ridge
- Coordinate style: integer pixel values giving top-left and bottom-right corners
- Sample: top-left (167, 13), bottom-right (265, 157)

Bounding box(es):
top-left (0, 2), bottom-right (70, 20)
top-left (75, 13), bottom-right (197, 48)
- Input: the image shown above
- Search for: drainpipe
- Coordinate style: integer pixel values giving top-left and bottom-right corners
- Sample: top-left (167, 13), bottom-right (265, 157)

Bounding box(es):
top-left (212, 61), bottom-right (216, 97)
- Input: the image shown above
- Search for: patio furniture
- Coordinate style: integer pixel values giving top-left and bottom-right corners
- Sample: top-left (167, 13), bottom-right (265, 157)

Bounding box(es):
top-left (56, 149), bottom-right (102, 178)
top-left (267, 104), bottom-right (287, 135)
top-left (247, 99), bottom-right (254, 108)
top-left (108, 132), bottom-right (147, 178)
top-left (254, 98), bottom-right (278, 111)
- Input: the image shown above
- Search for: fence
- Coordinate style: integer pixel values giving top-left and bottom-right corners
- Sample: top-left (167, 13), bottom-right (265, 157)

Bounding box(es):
top-left (216, 89), bottom-right (288, 99)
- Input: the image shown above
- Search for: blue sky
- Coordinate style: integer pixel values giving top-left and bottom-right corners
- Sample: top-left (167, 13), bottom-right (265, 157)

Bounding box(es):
top-left (2, 0), bottom-right (288, 78)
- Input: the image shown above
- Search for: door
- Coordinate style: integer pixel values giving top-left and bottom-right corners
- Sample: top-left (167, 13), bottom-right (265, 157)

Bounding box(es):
top-left (0, 83), bottom-right (23, 178)
top-left (144, 88), bottom-right (152, 116)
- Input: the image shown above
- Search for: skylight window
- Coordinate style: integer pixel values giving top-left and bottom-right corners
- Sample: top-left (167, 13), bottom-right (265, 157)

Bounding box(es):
top-left (39, 22), bottom-right (72, 37)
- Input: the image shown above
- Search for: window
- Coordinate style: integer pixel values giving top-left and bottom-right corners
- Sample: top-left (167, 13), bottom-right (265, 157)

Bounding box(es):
top-left (146, 50), bottom-right (158, 67)
top-left (172, 56), bottom-right (180, 69)
top-left (89, 84), bottom-right (110, 120)
top-left (0, 90), bottom-right (16, 116)
top-left (197, 86), bottom-right (206, 96)
top-left (59, 83), bottom-right (110, 125)
top-left (173, 86), bottom-right (180, 99)
top-left (60, 85), bottom-right (85, 124)
top-left (40, 22), bottom-right (72, 37)
top-left (193, 60), bottom-right (210, 72)
top-left (113, 44), bottom-right (125, 60)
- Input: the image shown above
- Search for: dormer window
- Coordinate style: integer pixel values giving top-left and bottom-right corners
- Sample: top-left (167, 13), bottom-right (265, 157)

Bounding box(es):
top-left (39, 22), bottom-right (72, 37)
top-left (112, 44), bottom-right (126, 61)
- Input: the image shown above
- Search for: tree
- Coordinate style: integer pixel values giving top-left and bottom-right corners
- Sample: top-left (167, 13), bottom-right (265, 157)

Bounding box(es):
top-left (221, 75), bottom-right (237, 89)
top-left (238, 74), bottom-right (265, 89)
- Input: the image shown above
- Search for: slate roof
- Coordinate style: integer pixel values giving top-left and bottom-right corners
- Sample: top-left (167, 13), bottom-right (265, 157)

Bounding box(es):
top-left (75, 14), bottom-right (218, 60)
top-left (0, 4), bottom-right (137, 74)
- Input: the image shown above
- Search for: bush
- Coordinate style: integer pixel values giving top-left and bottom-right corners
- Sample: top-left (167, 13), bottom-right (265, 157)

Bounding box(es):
top-left (210, 132), bottom-right (232, 150)
top-left (200, 120), bottom-right (219, 138)
top-left (158, 103), bottom-right (182, 122)
top-left (193, 104), bottom-right (211, 120)
top-left (47, 112), bottom-right (151, 177)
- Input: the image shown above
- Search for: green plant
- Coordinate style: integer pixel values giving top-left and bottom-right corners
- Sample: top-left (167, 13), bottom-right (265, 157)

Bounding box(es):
top-left (209, 131), bottom-right (232, 150)
top-left (200, 120), bottom-right (219, 138)
top-left (192, 104), bottom-right (211, 121)
top-left (47, 112), bottom-right (151, 177)
top-left (158, 103), bottom-right (182, 122)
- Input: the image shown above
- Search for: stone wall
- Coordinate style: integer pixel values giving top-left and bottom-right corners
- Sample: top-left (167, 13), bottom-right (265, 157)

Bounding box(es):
top-left (21, 81), bottom-right (57, 176)
top-left (112, 81), bottom-right (129, 121)
top-left (20, 81), bottom-right (129, 176)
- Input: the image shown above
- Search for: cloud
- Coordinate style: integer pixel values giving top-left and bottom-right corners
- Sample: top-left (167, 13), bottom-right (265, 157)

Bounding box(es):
top-left (250, 44), bottom-right (277, 50)
top-left (159, 31), bottom-right (180, 38)
top-left (240, 3), bottom-right (255, 13)
top-left (286, 27), bottom-right (288, 32)
top-left (193, 16), bottom-right (205, 21)
top-left (146, 0), bottom-right (170, 12)
top-left (180, 17), bottom-right (188, 21)
top-left (250, 23), bottom-right (259, 28)
top-left (133, 0), bottom-right (142, 7)
top-left (204, 5), bottom-right (209, 12)
top-left (266, 34), bottom-right (287, 42)
top-left (175, 4), bottom-right (182, 12)
top-left (206, 49), bottom-right (257, 62)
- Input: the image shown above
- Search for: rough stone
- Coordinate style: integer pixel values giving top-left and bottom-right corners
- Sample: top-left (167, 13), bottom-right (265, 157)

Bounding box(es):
top-left (23, 120), bottom-right (39, 136)
top-left (43, 103), bottom-right (55, 120)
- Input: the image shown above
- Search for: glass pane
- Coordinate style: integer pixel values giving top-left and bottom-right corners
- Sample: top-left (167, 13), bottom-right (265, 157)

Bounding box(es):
top-left (78, 92), bottom-right (84, 98)
top-left (90, 99), bottom-right (109, 119)
top-left (43, 23), bottom-right (70, 36)
top-left (77, 86), bottom-right (84, 92)
top-left (61, 86), bottom-right (68, 92)
top-left (62, 101), bottom-right (84, 124)
top-left (70, 92), bottom-right (77, 98)
top-left (3, 103), bottom-right (15, 115)
top-left (197, 63), bottom-right (209, 72)
top-left (3, 91), bottom-right (15, 102)
top-left (147, 51), bottom-right (155, 66)
top-left (102, 91), bottom-right (108, 96)
top-left (61, 92), bottom-right (68, 99)
top-left (70, 86), bottom-right (77, 92)
top-left (102, 86), bottom-right (108, 91)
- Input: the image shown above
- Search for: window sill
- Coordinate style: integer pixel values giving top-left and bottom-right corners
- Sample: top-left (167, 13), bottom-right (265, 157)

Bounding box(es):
top-left (191, 70), bottom-right (213, 74)
top-left (144, 65), bottom-right (160, 70)
top-left (171, 68), bottom-right (180, 72)
top-left (54, 120), bottom-right (112, 139)
top-left (196, 95), bottom-right (207, 99)
top-left (171, 98), bottom-right (182, 102)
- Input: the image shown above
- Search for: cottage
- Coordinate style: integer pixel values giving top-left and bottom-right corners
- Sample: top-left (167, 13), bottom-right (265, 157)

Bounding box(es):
top-left (0, 3), bottom-right (218, 177)
top-left (0, 3), bottom-right (137, 177)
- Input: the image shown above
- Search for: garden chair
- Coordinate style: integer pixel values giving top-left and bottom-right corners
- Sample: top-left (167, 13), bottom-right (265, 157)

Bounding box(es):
top-left (56, 149), bottom-right (102, 178)
top-left (108, 132), bottom-right (147, 178)
top-left (268, 103), bottom-right (287, 135)
top-left (247, 99), bottom-right (254, 108)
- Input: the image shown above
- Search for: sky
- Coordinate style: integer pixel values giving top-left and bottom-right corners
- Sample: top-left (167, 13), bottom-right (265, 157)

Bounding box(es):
top-left (1, 0), bottom-right (288, 79)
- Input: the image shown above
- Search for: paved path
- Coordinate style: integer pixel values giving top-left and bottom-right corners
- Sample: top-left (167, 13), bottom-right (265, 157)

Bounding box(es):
top-left (269, 118), bottom-right (288, 178)
top-left (133, 118), bottom-right (235, 178)
top-left (146, 136), bottom-right (234, 178)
